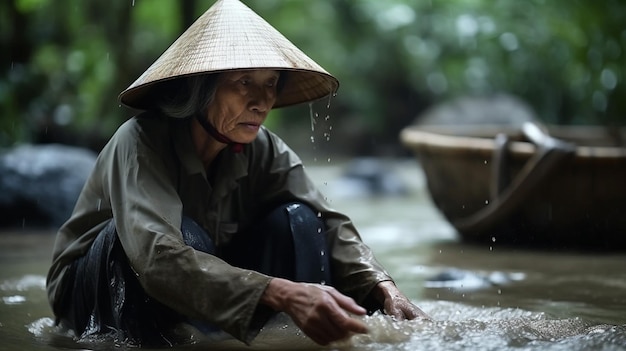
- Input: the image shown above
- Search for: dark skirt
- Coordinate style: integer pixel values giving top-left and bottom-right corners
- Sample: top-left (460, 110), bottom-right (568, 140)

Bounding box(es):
top-left (57, 202), bottom-right (331, 346)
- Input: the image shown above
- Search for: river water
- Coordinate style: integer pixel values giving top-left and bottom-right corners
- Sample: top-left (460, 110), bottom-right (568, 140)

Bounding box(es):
top-left (1, 160), bottom-right (625, 350)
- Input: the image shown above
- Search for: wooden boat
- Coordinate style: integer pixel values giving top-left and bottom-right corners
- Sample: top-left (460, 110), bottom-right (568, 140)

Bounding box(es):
top-left (400, 122), bottom-right (626, 249)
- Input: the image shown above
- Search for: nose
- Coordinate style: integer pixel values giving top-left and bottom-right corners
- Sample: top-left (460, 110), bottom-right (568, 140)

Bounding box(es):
top-left (248, 86), bottom-right (272, 113)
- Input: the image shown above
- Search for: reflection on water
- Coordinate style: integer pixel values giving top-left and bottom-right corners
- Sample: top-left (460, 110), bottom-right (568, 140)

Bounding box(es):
top-left (1, 162), bottom-right (626, 350)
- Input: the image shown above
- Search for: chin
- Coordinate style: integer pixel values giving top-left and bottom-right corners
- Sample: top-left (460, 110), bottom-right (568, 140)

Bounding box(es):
top-left (236, 132), bottom-right (260, 144)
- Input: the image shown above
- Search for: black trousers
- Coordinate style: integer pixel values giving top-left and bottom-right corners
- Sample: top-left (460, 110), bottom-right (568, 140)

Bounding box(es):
top-left (58, 202), bottom-right (331, 345)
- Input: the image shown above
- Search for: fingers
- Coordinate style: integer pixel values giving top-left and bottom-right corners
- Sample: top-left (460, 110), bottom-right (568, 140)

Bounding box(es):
top-left (315, 285), bottom-right (368, 334)
top-left (307, 305), bottom-right (367, 345)
top-left (305, 314), bottom-right (345, 345)
top-left (385, 296), bottom-right (432, 321)
top-left (294, 284), bottom-right (368, 345)
top-left (407, 304), bottom-right (432, 320)
top-left (325, 286), bottom-right (367, 316)
top-left (326, 302), bottom-right (368, 334)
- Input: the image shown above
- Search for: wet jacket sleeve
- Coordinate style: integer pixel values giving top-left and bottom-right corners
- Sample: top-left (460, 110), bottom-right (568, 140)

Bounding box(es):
top-left (250, 129), bottom-right (393, 304)
top-left (105, 120), bottom-right (271, 343)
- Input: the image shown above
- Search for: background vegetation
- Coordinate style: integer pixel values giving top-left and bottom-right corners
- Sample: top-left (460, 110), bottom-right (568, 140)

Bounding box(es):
top-left (2, 0), bottom-right (625, 156)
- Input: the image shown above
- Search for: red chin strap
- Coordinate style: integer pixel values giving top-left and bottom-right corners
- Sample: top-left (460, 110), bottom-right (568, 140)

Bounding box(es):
top-left (196, 114), bottom-right (244, 153)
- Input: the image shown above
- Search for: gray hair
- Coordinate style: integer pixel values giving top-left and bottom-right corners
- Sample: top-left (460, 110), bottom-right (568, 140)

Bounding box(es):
top-left (156, 74), bottom-right (218, 118)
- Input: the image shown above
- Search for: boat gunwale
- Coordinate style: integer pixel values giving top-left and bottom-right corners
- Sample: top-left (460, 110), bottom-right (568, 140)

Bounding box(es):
top-left (400, 125), bottom-right (626, 159)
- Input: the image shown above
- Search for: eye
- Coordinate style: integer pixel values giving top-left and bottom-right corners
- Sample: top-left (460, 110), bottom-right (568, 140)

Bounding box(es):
top-left (266, 77), bottom-right (279, 87)
top-left (239, 78), bottom-right (250, 85)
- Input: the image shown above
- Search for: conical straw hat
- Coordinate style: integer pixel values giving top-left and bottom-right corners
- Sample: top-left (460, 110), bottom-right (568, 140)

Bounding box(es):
top-left (119, 0), bottom-right (339, 110)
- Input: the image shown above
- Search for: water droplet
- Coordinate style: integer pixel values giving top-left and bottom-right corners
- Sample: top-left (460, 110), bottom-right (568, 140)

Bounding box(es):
top-left (317, 228), bottom-right (322, 234)
top-left (327, 157), bottom-right (331, 163)
top-left (309, 103), bottom-right (315, 132)
top-left (485, 199), bottom-right (489, 205)
top-left (491, 236), bottom-right (496, 242)
top-left (97, 198), bottom-right (102, 211)
top-left (484, 160), bottom-right (488, 164)
top-left (320, 250), bottom-right (325, 256)
top-left (317, 212), bottom-right (322, 218)
top-left (310, 136), bottom-right (315, 143)
top-left (497, 289), bottom-right (502, 295)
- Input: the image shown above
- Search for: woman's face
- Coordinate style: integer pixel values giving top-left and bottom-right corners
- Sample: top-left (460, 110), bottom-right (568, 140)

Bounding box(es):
top-left (206, 70), bottom-right (280, 144)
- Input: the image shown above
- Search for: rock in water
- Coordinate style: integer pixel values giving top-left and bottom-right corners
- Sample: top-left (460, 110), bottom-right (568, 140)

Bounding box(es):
top-left (0, 144), bottom-right (96, 229)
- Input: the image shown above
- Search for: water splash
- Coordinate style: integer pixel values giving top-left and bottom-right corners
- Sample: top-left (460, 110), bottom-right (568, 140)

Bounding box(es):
top-left (3, 295), bottom-right (26, 305)
top-left (0, 274), bottom-right (46, 291)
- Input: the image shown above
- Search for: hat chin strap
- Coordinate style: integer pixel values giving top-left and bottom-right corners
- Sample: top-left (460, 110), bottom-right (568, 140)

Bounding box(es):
top-left (195, 114), bottom-right (244, 153)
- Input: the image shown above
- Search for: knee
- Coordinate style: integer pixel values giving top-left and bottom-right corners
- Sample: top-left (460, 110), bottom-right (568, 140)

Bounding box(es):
top-left (262, 202), bottom-right (323, 239)
top-left (275, 202), bottom-right (322, 227)
top-left (181, 217), bottom-right (215, 254)
top-left (287, 202), bottom-right (319, 221)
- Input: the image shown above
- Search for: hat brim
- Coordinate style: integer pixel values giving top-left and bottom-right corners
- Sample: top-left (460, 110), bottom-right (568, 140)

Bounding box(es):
top-left (119, 68), bottom-right (338, 111)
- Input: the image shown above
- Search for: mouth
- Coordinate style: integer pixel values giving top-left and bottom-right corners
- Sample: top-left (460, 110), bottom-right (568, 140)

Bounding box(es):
top-left (240, 122), bottom-right (261, 130)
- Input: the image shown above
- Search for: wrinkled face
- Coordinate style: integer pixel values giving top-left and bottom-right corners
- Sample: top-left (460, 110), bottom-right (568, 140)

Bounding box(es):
top-left (206, 70), bottom-right (280, 144)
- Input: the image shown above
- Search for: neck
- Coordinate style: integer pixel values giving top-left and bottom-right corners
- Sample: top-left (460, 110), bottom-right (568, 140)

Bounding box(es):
top-left (191, 117), bottom-right (227, 169)
top-left (195, 114), bottom-right (244, 153)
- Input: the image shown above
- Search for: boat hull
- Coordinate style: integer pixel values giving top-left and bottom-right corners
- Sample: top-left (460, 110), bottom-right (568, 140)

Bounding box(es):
top-left (400, 125), bottom-right (626, 249)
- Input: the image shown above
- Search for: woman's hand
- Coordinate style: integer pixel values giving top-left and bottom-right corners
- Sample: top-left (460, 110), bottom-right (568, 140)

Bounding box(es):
top-left (371, 280), bottom-right (431, 320)
top-left (261, 278), bottom-right (368, 345)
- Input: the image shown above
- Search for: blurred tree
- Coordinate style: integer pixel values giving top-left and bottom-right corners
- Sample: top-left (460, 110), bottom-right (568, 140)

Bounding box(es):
top-left (1, 0), bottom-right (624, 155)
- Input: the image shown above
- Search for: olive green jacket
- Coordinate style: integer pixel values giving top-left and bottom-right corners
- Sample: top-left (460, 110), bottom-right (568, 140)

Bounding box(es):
top-left (46, 112), bottom-right (392, 343)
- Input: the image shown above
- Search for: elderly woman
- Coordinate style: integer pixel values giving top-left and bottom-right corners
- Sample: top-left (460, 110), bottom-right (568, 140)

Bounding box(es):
top-left (46, 0), bottom-right (428, 347)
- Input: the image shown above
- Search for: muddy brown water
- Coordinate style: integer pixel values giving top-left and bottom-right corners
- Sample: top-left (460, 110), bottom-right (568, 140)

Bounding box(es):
top-left (1, 161), bottom-right (625, 350)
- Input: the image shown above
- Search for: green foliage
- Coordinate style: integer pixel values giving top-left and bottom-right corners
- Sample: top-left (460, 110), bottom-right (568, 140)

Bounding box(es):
top-left (1, 0), bottom-right (624, 151)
